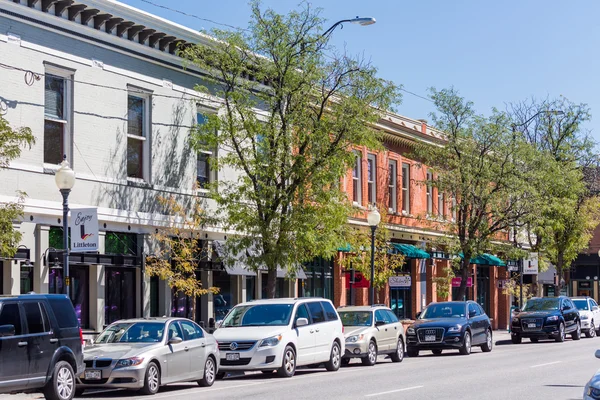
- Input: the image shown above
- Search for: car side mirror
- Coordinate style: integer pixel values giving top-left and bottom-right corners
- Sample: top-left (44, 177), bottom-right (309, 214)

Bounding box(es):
top-left (415, 312), bottom-right (421, 319)
top-left (0, 324), bottom-right (15, 337)
top-left (596, 349), bottom-right (600, 359)
top-left (593, 306), bottom-right (599, 312)
top-left (375, 320), bottom-right (386, 327)
top-left (168, 336), bottom-right (183, 345)
top-left (215, 321), bottom-right (222, 329)
top-left (296, 318), bottom-right (309, 327)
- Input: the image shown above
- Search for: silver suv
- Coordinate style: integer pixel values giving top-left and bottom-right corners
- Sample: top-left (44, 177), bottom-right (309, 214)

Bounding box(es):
top-left (337, 305), bottom-right (405, 366)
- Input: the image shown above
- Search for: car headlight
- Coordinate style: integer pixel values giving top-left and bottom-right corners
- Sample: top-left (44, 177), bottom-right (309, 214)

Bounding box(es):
top-left (259, 335), bottom-right (282, 347)
top-left (345, 334), bottom-right (364, 343)
top-left (447, 325), bottom-right (462, 333)
top-left (546, 315), bottom-right (559, 322)
top-left (588, 386), bottom-right (600, 399)
top-left (581, 314), bottom-right (590, 320)
top-left (115, 357), bottom-right (144, 369)
top-left (407, 327), bottom-right (415, 335)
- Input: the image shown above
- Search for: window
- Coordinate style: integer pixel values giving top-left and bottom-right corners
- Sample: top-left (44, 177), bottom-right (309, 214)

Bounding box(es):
top-left (44, 69), bottom-right (72, 165)
top-left (127, 94), bottom-right (150, 180)
top-left (180, 320), bottom-right (204, 340)
top-left (307, 302), bottom-right (325, 323)
top-left (426, 171), bottom-right (433, 215)
top-left (375, 309), bottom-right (389, 324)
top-left (388, 160), bottom-right (397, 213)
top-left (0, 303), bottom-right (22, 335)
top-left (367, 154), bottom-right (377, 205)
top-left (105, 268), bottom-right (136, 325)
top-left (437, 190), bottom-right (445, 218)
top-left (321, 301), bottom-right (338, 321)
top-left (48, 297), bottom-right (78, 328)
top-left (167, 322), bottom-right (183, 340)
top-left (352, 152), bottom-right (362, 204)
top-left (23, 302), bottom-right (49, 334)
top-left (468, 303), bottom-right (480, 317)
top-left (401, 163), bottom-right (410, 214)
top-left (451, 195), bottom-right (457, 221)
top-left (197, 111), bottom-right (214, 190)
top-left (385, 310), bottom-right (399, 323)
top-left (294, 303), bottom-right (311, 324)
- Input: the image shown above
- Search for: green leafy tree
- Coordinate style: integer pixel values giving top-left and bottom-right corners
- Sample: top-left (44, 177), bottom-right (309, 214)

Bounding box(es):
top-left (181, 2), bottom-right (399, 297)
top-left (0, 115), bottom-right (34, 257)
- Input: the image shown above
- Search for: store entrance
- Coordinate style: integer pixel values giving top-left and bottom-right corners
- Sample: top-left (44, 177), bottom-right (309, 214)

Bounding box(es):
top-left (390, 288), bottom-right (412, 320)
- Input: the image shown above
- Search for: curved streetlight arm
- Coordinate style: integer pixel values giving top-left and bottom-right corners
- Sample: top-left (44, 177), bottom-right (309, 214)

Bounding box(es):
top-left (319, 16), bottom-right (376, 40)
top-left (512, 110), bottom-right (564, 132)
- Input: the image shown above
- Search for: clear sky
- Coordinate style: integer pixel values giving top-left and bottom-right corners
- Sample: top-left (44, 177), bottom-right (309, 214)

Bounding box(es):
top-left (120, 0), bottom-right (600, 140)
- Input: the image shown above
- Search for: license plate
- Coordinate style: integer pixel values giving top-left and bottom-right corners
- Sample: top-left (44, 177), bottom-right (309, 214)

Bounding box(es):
top-left (84, 370), bottom-right (101, 380)
top-left (226, 353), bottom-right (240, 361)
top-left (425, 335), bottom-right (436, 342)
top-left (528, 323), bottom-right (536, 328)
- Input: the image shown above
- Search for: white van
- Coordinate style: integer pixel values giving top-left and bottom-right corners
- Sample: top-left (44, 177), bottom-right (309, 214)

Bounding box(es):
top-left (213, 298), bottom-right (344, 378)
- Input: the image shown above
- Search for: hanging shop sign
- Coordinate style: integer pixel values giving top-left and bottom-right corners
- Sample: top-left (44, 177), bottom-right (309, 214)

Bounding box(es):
top-left (451, 277), bottom-right (473, 288)
top-left (345, 271), bottom-right (370, 288)
top-left (70, 208), bottom-right (99, 253)
top-left (389, 275), bottom-right (411, 289)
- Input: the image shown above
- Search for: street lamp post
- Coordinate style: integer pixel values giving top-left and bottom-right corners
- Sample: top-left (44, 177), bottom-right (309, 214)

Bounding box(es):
top-left (367, 205), bottom-right (381, 305)
top-left (319, 16), bottom-right (376, 39)
top-left (55, 155), bottom-right (76, 298)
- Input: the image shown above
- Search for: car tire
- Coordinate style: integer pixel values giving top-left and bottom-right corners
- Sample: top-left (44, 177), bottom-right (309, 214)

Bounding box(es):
top-left (586, 321), bottom-right (596, 338)
top-left (572, 322), bottom-right (581, 341)
top-left (481, 329), bottom-right (493, 352)
top-left (198, 357), bottom-right (216, 387)
top-left (555, 322), bottom-right (566, 342)
top-left (361, 340), bottom-right (378, 366)
top-left (530, 337), bottom-right (539, 343)
top-left (277, 345), bottom-right (296, 377)
top-left (511, 334), bottom-right (522, 344)
top-left (459, 331), bottom-right (472, 355)
top-left (139, 362), bottom-right (160, 396)
top-left (43, 361), bottom-right (76, 400)
top-left (325, 341), bottom-right (342, 371)
top-left (390, 338), bottom-right (404, 363)
top-left (431, 349), bottom-right (443, 355)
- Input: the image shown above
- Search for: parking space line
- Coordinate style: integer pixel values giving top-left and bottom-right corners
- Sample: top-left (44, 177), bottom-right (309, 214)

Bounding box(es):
top-left (365, 385), bottom-right (424, 397)
top-left (530, 361), bottom-right (561, 368)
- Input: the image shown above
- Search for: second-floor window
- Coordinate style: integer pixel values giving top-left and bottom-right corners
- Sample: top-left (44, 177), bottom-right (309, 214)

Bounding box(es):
top-left (388, 160), bottom-right (397, 213)
top-left (127, 94), bottom-right (150, 180)
top-left (197, 112), bottom-right (212, 189)
top-left (44, 68), bottom-right (72, 165)
top-left (426, 171), bottom-right (433, 215)
top-left (437, 190), bottom-right (444, 218)
top-left (452, 195), bottom-right (457, 221)
top-left (367, 154), bottom-right (377, 205)
top-left (352, 152), bottom-right (362, 204)
top-left (402, 163), bottom-right (410, 214)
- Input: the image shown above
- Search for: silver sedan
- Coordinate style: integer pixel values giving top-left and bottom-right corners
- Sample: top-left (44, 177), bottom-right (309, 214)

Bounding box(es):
top-left (77, 318), bottom-right (219, 395)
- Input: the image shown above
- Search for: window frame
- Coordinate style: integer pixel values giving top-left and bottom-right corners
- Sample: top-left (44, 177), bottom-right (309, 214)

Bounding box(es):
top-left (294, 303), bottom-right (312, 325)
top-left (426, 171), bottom-right (433, 215)
top-left (352, 151), bottom-right (362, 205)
top-left (126, 91), bottom-right (152, 181)
top-left (437, 190), bottom-right (445, 218)
top-left (401, 163), bottom-right (410, 214)
top-left (23, 301), bottom-right (50, 334)
top-left (0, 302), bottom-right (24, 336)
top-left (367, 154), bottom-right (377, 205)
top-left (196, 107), bottom-right (217, 191)
top-left (388, 160), bottom-right (397, 213)
top-left (43, 65), bottom-right (73, 167)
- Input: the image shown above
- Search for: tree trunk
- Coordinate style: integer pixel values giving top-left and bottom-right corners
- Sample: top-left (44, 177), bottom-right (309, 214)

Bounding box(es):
top-left (455, 257), bottom-right (470, 301)
top-left (266, 268), bottom-right (277, 299)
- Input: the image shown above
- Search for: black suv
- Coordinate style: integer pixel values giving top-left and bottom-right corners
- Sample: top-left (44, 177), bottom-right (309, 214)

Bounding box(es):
top-left (511, 296), bottom-right (581, 343)
top-left (0, 294), bottom-right (84, 400)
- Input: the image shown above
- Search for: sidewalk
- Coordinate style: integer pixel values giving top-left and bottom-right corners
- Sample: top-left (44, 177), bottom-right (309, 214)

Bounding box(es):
top-left (493, 329), bottom-right (513, 345)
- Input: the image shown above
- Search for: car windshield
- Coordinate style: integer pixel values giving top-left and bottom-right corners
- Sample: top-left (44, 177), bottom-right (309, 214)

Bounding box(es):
top-left (573, 299), bottom-right (589, 311)
top-left (338, 311), bottom-right (373, 327)
top-left (420, 303), bottom-right (465, 319)
top-left (221, 304), bottom-right (293, 327)
top-left (95, 322), bottom-right (165, 344)
top-left (523, 298), bottom-right (560, 311)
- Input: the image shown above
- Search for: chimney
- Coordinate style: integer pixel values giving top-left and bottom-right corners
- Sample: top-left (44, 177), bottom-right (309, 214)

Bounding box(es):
top-left (417, 119), bottom-right (427, 134)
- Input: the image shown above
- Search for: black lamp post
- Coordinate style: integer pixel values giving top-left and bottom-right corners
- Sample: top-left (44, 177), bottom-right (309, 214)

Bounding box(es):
top-left (367, 205), bottom-right (381, 305)
top-left (54, 155), bottom-right (76, 298)
top-left (319, 16), bottom-right (376, 39)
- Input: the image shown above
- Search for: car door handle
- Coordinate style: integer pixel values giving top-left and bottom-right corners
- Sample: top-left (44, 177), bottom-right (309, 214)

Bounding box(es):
top-left (50, 338), bottom-right (58, 344)
top-left (201, 343), bottom-right (206, 348)
top-left (184, 347), bottom-right (189, 352)
top-left (315, 329), bottom-right (320, 333)
top-left (18, 341), bottom-right (27, 347)
top-left (310, 330), bottom-right (314, 333)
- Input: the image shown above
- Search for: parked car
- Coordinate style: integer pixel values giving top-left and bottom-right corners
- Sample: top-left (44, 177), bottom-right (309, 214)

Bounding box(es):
top-left (77, 318), bottom-right (219, 395)
top-left (0, 294), bottom-right (84, 400)
top-left (405, 301), bottom-right (492, 357)
top-left (511, 296), bottom-right (581, 343)
top-left (583, 349), bottom-right (600, 399)
top-left (213, 298), bottom-right (344, 378)
top-left (572, 297), bottom-right (600, 338)
top-left (338, 305), bottom-right (404, 366)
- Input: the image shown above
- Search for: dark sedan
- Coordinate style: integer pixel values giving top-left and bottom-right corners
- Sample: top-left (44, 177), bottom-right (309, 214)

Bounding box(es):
top-left (405, 301), bottom-right (492, 357)
top-left (510, 296), bottom-right (581, 343)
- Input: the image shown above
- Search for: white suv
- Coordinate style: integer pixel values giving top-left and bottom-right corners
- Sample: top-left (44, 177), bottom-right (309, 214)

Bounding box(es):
top-left (213, 298), bottom-right (344, 378)
top-left (572, 297), bottom-right (600, 338)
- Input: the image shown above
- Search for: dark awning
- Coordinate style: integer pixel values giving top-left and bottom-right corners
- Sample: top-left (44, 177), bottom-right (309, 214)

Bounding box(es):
top-left (212, 241), bottom-right (256, 276)
top-left (390, 243), bottom-right (431, 259)
top-left (458, 253), bottom-right (506, 267)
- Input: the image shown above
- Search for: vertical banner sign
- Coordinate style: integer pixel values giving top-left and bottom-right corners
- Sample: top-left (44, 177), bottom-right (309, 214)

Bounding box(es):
top-left (70, 208), bottom-right (99, 252)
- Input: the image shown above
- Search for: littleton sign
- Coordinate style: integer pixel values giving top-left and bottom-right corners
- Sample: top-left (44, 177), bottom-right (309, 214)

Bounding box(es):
top-left (70, 208), bottom-right (98, 253)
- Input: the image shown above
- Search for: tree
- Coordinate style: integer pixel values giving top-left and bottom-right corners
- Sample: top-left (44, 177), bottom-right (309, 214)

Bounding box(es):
top-left (414, 88), bottom-right (533, 300)
top-left (181, 2), bottom-right (399, 297)
top-left (339, 207), bottom-right (405, 303)
top-left (0, 115), bottom-right (34, 257)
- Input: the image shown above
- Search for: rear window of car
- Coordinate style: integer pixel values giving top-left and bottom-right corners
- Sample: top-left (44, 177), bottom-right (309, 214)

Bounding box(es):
top-left (321, 301), bottom-right (338, 321)
top-left (48, 297), bottom-right (79, 328)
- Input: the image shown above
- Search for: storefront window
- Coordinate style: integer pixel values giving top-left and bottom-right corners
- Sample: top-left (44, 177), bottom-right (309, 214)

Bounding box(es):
top-left (71, 266), bottom-right (89, 329)
top-left (390, 288), bottom-right (412, 320)
top-left (105, 232), bottom-right (137, 255)
top-left (301, 257), bottom-right (334, 300)
top-left (214, 271), bottom-right (232, 321)
top-left (20, 265), bottom-right (33, 294)
top-left (172, 290), bottom-right (195, 320)
top-left (150, 276), bottom-right (159, 317)
top-left (49, 268), bottom-right (64, 294)
top-left (261, 274), bottom-right (286, 299)
top-left (246, 276), bottom-right (255, 302)
top-left (476, 267), bottom-right (490, 315)
top-left (49, 226), bottom-right (70, 249)
top-left (105, 268), bottom-right (136, 325)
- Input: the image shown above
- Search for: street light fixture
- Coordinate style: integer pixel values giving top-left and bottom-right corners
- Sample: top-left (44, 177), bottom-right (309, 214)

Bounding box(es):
top-left (55, 155), bottom-right (75, 298)
top-left (319, 16), bottom-right (377, 39)
top-left (367, 205), bottom-right (381, 305)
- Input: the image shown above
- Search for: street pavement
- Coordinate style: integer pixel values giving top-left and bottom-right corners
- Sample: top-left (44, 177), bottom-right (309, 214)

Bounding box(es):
top-left (6, 331), bottom-right (600, 400)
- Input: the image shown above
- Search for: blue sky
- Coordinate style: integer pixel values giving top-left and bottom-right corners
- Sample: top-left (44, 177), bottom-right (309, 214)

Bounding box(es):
top-left (121, 0), bottom-right (600, 140)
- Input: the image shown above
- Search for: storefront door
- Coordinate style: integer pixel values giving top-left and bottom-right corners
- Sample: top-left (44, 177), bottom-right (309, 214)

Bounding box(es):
top-left (476, 267), bottom-right (490, 316)
top-left (105, 268), bottom-right (136, 325)
top-left (390, 288), bottom-right (412, 320)
top-left (578, 281), bottom-right (593, 297)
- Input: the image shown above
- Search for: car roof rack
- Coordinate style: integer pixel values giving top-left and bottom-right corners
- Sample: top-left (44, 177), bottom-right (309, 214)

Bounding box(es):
top-left (371, 304), bottom-right (387, 307)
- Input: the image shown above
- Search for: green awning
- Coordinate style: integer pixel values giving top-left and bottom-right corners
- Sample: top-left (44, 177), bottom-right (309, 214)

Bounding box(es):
top-left (390, 243), bottom-right (431, 259)
top-left (337, 243), bottom-right (352, 252)
top-left (457, 253), bottom-right (506, 266)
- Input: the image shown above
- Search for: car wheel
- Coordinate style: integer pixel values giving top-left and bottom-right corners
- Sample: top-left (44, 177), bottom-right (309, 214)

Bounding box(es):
top-left (139, 362), bottom-right (160, 395)
top-left (587, 321), bottom-right (596, 338)
top-left (407, 349), bottom-right (419, 358)
top-left (198, 357), bottom-right (216, 387)
top-left (361, 340), bottom-right (378, 366)
top-left (572, 322), bottom-right (581, 341)
top-left (511, 333), bottom-right (522, 344)
top-left (555, 322), bottom-right (565, 342)
top-left (277, 345), bottom-right (296, 377)
top-left (325, 341), bottom-right (342, 371)
top-left (44, 361), bottom-right (75, 400)
top-left (390, 338), bottom-right (404, 363)
top-left (481, 329), bottom-right (493, 352)
top-left (459, 331), bottom-right (472, 355)
top-left (530, 337), bottom-right (539, 343)
top-left (431, 349), bottom-right (443, 355)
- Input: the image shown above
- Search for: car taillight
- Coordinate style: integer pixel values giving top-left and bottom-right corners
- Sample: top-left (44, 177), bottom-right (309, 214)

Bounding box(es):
top-left (79, 328), bottom-right (84, 345)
